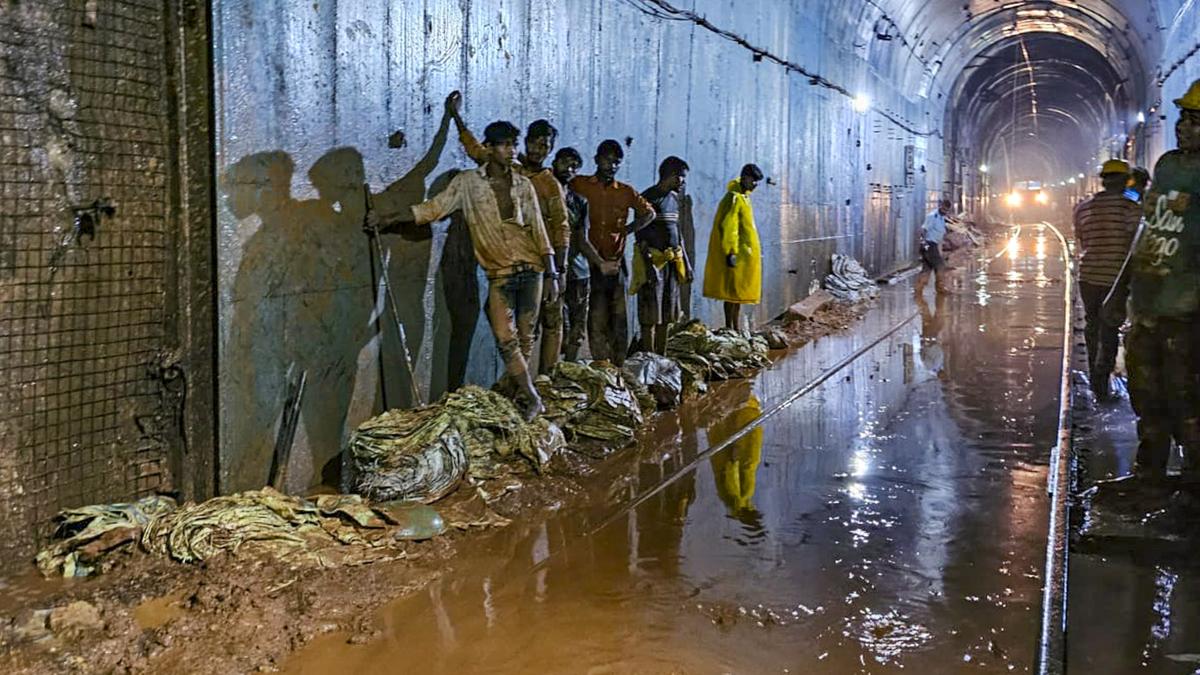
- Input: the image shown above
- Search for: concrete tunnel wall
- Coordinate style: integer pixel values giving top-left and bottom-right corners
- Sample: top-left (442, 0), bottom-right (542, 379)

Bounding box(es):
top-left (212, 0), bottom-right (945, 494)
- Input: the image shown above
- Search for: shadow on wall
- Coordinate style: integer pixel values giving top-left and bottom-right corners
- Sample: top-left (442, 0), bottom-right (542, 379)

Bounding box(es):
top-left (220, 120), bottom-right (476, 493)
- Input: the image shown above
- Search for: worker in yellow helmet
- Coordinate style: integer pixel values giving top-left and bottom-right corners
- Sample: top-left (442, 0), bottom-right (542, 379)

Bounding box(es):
top-left (1122, 78), bottom-right (1200, 492)
top-left (1073, 159), bottom-right (1139, 400)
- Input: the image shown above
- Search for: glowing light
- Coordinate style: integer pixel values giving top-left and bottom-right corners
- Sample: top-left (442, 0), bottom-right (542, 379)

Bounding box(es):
top-left (1005, 192), bottom-right (1023, 208)
top-left (1036, 236), bottom-right (1047, 260)
top-left (1078, 173), bottom-right (1086, 179)
top-left (1034, 191), bottom-right (1049, 205)
top-left (979, 164), bottom-right (989, 173)
top-left (1137, 112), bottom-right (1146, 124)
top-left (1007, 236), bottom-right (1020, 261)
top-left (852, 93), bottom-right (871, 113)
top-left (1069, 177), bottom-right (1077, 184)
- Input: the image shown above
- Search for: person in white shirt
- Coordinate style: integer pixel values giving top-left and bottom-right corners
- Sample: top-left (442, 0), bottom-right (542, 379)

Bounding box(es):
top-left (915, 198), bottom-right (953, 295)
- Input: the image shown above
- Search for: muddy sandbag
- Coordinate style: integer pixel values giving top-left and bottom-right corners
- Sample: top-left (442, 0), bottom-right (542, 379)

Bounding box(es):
top-left (622, 353), bottom-right (684, 409)
top-left (665, 320), bottom-right (771, 387)
top-left (36, 495), bottom-right (178, 577)
top-left (442, 386), bottom-right (565, 480)
top-left (349, 386), bottom-right (564, 500)
top-left (38, 490), bottom-right (411, 576)
top-left (349, 405), bottom-right (468, 503)
top-left (757, 327), bottom-right (789, 350)
top-left (823, 253), bottom-right (879, 302)
top-left (140, 488), bottom-right (402, 566)
top-left (536, 361), bottom-right (645, 444)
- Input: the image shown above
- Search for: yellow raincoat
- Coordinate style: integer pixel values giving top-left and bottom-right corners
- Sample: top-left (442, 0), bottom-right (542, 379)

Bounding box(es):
top-left (707, 395), bottom-right (763, 515)
top-left (702, 179), bottom-right (762, 304)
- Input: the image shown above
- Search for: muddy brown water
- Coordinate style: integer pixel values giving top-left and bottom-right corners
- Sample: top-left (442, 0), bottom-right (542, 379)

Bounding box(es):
top-left (276, 228), bottom-right (1066, 673)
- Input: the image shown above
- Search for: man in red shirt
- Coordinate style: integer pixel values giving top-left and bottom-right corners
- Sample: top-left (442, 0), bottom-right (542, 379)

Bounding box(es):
top-left (569, 140), bottom-right (656, 365)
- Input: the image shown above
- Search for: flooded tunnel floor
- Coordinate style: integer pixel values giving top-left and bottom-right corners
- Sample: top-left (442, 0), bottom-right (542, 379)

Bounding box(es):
top-left (287, 228), bottom-right (1067, 674)
top-left (1069, 364), bottom-right (1200, 672)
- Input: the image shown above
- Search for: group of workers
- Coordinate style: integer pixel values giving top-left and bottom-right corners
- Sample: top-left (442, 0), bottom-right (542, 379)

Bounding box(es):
top-left (367, 92), bottom-right (764, 420)
top-left (1073, 80), bottom-right (1200, 491)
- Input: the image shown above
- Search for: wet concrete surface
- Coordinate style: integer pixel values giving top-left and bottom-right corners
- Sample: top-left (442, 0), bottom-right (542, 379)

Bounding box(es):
top-left (1070, 377), bottom-right (1200, 672)
top-left (285, 228), bottom-right (1068, 673)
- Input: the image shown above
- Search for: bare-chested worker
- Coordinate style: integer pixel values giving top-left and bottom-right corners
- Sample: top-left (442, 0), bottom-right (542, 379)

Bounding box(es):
top-left (367, 120), bottom-right (560, 420)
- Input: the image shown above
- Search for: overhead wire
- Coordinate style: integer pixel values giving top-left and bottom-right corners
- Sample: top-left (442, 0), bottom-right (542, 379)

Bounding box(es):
top-left (614, 0), bottom-right (941, 138)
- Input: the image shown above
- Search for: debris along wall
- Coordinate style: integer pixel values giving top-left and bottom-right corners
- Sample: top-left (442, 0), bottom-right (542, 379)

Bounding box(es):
top-left (212, 0), bottom-right (943, 494)
top-left (0, 0), bottom-right (189, 569)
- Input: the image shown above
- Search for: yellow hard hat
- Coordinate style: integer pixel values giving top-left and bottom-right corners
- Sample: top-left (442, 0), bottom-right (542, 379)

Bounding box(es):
top-left (1174, 79), bottom-right (1200, 111)
top-left (1100, 159), bottom-right (1131, 175)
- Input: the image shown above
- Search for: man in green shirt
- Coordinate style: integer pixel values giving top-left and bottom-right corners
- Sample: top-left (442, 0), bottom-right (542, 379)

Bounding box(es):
top-left (1125, 78), bottom-right (1200, 487)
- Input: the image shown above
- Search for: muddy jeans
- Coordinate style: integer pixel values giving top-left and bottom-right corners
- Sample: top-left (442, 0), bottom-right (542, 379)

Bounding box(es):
top-left (1079, 281), bottom-right (1121, 395)
top-left (539, 285), bottom-right (565, 373)
top-left (563, 277), bottom-right (590, 362)
top-left (486, 270), bottom-right (543, 380)
top-left (588, 263), bottom-right (629, 366)
top-left (1126, 316), bottom-right (1200, 476)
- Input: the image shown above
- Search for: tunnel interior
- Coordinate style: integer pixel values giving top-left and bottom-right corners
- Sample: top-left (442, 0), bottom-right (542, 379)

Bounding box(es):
top-left (3, 0), bottom-right (1200, 580)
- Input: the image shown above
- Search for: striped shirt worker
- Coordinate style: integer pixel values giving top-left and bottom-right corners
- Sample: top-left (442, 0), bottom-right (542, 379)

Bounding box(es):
top-left (1073, 192), bottom-right (1141, 287)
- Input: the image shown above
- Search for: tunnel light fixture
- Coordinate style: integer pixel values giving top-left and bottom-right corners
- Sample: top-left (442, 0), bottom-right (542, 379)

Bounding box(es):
top-left (852, 93), bottom-right (871, 113)
top-left (979, 164), bottom-right (989, 173)
top-left (1068, 177), bottom-right (1077, 184)
top-left (1137, 111), bottom-right (1146, 124)
top-left (1077, 173), bottom-right (1085, 179)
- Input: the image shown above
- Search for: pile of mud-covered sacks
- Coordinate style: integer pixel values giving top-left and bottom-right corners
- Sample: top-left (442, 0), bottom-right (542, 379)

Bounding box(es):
top-left (37, 323), bottom-right (774, 577)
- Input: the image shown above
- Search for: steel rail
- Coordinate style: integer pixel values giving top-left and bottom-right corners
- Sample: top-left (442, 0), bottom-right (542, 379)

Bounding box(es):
top-left (1035, 220), bottom-right (1075, 675)
top-left (583, 307), bottom-right (919, 540)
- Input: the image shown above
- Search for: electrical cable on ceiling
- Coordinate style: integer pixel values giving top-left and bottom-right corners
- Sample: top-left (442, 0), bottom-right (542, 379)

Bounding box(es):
top-left (615, 0), bottom-right (941, 138)
top-left (1157, 39), bottom-right (1200, 86)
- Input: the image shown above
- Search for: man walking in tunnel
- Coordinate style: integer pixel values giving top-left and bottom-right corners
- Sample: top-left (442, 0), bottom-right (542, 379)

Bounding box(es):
top-left (914, 199), bottom-right (953, 296)
top-left (367, 121), bottom-right (560, 421)
top-left (554, 147), bottom-right (605, 362)
top-left (633, 156), bottom-right (694, 354)
top-left (1125, 79), bottom-right (1200, 488)
top-left (570, 140), bottom-right (656, 365)
top-left (703, 163), bottom-right (764, 331)
top-left (1074, 159), bottom-right (1140, 400)
top-left (450, 98), bottom-right (570, 374)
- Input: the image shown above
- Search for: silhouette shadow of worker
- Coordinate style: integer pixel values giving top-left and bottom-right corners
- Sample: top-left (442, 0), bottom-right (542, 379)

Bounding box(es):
top-left (223, 150), bottom-right (305, 492)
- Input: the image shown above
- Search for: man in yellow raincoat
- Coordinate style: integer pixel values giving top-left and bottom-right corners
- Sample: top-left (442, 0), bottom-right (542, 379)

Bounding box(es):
top-left (707, 392), bottom-right (763, 525)
top-left (703, 164), bottom-right (764, 330)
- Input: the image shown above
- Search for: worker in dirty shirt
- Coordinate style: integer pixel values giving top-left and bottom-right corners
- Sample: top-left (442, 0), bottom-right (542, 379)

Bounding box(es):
top-left (1124, 78), bottom-right (1200, 490)
top-left (368, 120), bottom-right (560, 422)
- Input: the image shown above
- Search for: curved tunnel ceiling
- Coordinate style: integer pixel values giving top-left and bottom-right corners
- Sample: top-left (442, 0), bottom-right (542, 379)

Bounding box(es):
top-left (845, 0), bottom-right (1169, 188)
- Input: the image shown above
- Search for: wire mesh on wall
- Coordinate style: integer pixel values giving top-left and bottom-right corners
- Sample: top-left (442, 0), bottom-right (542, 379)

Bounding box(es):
top-left (0, 0), bottom-right (177, 570)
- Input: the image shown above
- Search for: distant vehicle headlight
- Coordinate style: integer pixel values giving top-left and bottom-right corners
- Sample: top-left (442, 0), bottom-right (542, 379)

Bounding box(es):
top-left (1005, 192), bottom-right (1024, 208)
top-left (1034, 191), bottom-right (1049, 205)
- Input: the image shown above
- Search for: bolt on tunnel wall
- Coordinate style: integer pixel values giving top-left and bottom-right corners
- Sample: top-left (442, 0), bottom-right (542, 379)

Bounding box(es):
top-left (212, 0), bottom-right (942, 496)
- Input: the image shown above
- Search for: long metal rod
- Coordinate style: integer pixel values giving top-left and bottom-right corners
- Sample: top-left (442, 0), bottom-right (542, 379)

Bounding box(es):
top-left (364, 189), bottom-right (390, 412)
top-left (1035, 220), bottom-right (1075, 675)
top-left (364, 185), bottom-right (423, 407)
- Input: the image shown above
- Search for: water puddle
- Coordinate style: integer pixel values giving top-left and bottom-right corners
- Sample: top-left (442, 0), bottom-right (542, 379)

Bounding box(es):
top-left (284, 229), bottom-right (1065, 673)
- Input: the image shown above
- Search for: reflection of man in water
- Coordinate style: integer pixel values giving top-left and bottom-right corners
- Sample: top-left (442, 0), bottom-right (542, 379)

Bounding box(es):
top-left (916, 293), bottom-right (947, 377)
top-left (707, 394), bottom-right (764, 526)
